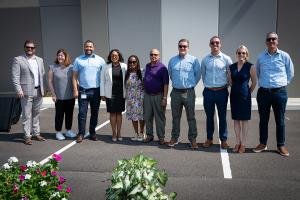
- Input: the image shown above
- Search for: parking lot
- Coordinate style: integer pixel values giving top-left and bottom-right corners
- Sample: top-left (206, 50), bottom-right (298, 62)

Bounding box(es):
top-left (1, 99), bottom-right (300, 200)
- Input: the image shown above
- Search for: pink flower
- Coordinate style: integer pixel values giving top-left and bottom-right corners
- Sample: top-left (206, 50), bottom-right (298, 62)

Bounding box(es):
top-left (19, 175), bottom-right (25, 181)
top-left (52, 154), bottom-right (62, 162)
top-left (57, 184), bottom-right (63, 191)
top-left (20, 165), bottom-right (27, 171)
top-left (59, 176), bottom-right (65, 183)
top-left (51, 171), bottom-right (58, 176)
top-left (41, 170), bottom-right (47, 177)
top-left (66, 187), bottom-right (71, 193)
top-left (35, 169), bottom-right (40, 174)
top-left (13, 184), bottom-right (19, 193)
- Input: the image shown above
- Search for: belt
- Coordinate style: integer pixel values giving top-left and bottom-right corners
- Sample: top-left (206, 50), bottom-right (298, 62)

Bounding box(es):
top-left (206, 86), bottom-right (227, 91)
top-left (173, 87), bottom-right (194, 93)
top-left (260, 86), bottom-right (285, 93)
top-left (146, 92), bottom-right (162, 96)
top-left (34, 86), bottom-right (40, 89)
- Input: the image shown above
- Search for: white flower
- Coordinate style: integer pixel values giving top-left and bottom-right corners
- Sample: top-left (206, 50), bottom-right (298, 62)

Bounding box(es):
top-left (40, 181), bottom-right (47, 187)
top-left (8, 157), bottom-right (18, 164)
top-left (2, 163), bottom-right (11, 169)
top-left (61, 198), bottom-right (68, 200)
top-left (24, 174), bottom-right (31, 180)
top-left (50, 192), bottom-right (60, 199)
top-left (26, 160), bottom-right (37, 168)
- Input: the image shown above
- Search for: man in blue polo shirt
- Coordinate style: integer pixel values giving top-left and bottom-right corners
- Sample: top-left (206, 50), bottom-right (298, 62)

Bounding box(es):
top-left (253, 32), bottom-right (294, 157)
top-left (73, 40), bottom-right (105, 143)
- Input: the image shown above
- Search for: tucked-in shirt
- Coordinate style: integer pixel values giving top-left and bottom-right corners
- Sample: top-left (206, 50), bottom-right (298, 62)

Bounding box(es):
top-left (49, 64), bottom-right (74, 100)
top-left (73, 54), bottom-right (105, 89)
top-left (27, 55), bottom-right (40, 87)
top-left (168, 54), bottom-right (201, 89)
top-left (144, 61), bottom-right (169, 94)
top-left (201, 52), bottom-right (232, 87)
top-left (256, 49), bottom-right (294, 88)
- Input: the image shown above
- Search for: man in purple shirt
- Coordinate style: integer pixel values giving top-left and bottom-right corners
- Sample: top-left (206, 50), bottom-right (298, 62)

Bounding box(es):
top-left (143, 49), bottom-right (169, 145)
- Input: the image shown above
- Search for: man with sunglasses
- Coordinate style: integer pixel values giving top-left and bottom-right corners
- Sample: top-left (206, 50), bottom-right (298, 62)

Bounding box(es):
top-left (201, 36), bottom-right (232, 149)
top-left (253, 32), bottom-right (294, 157)
top-left (143, 49), bottom-right (169, 145)
top-left (167, 39), bottom-right (201, 149)
top-left (11, 40), bottom-right (46, 145)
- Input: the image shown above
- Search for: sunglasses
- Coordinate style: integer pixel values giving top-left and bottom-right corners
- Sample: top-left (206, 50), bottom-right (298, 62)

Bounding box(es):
top-left (266, 37), bottom-right (277, 42)
top-left (150, 53), bottom-right (159, 56)
top-left (25, 46), bottom-right (36, 49)
top-left (237, 52), bottom-right (246, 55)
top-left (210, 41), bottom-right (220, 45)
top-left (178, 45), bottom-right (188, 49)
top-left (128, 61), bottom-right (137, 64)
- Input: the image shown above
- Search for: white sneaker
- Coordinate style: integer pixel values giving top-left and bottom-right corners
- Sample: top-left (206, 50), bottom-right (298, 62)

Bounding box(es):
top-left (56, 132), bottom-right (65, 141)
top-left (65, 130), bottom-right (76, 138)
top-left (84, 132), bottom-right (90, 138)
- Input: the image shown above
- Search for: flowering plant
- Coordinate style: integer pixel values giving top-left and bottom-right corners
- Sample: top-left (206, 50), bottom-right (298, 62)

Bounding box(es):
top-left (106, 154), bottom-right (177, 200)
top-left (0, 154), bottom-right (71, 200)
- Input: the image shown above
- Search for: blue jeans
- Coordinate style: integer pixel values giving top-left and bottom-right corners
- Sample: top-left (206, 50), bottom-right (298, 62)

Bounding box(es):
top-left (203, 88), bottom-right (228, 141)
top-left (78, 87), bottom-right (100, 136)
top-left (256, 87), bottom-right (287, 147)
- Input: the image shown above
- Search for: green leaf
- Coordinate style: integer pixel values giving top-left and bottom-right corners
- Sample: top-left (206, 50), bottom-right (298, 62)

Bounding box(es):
top-left (168, 192), bottom-right (177, 199)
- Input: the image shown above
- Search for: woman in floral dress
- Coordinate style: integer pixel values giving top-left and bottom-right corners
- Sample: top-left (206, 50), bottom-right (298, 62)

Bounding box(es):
top-left (125, 55), bottom-right (145, 141)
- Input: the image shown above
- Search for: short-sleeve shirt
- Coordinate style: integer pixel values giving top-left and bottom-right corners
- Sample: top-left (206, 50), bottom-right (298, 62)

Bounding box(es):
top-left (144, 62), bottom-right (169, 94)
top-left (49, 64), bottom-right (74, 100)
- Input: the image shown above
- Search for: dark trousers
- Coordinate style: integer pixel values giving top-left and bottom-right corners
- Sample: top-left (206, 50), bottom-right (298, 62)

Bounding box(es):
top-left (203, 88), bottom-right (228, 141)
top-left (78, 87), bottom-right (100, 136)
top-left (256, 87), bottom-right (287, 147)
top-left (55, 98), bottom-right (75, 131)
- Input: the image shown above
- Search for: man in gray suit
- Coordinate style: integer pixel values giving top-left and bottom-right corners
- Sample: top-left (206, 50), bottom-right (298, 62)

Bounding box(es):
top-left (11, 40), bottom-right (46, 145)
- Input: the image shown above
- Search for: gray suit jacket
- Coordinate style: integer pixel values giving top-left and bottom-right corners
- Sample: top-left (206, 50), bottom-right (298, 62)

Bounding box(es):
top-left (11, 55), bottom-right (46, 96)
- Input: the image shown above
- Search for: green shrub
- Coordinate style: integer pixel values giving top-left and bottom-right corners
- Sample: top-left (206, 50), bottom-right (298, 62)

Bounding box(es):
top-left (106, 154), bottom-right (177, 200)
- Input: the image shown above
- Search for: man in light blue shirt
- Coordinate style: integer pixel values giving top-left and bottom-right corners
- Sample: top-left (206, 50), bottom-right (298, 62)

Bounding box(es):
top-left (73, 40), bottom-right (105, 143)
top-left (201, 36), bottom-right (232, 149)
top-left (167, 39), bottom-right (201, 149)
top-left (253, 32), bottom-right (294, 157)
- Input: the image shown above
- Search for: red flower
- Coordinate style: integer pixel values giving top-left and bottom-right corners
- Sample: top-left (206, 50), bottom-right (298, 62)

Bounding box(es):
top-left (20, 165), bottom-right (27, 171)
top-left (51, 171), bottom-right (58, 176)
top-left (19, 175), bottom-right (25, 181)
top-left (57, 184), bottom-right (63, 191)
top-left (59, 176), bottom-right (65, 184)
top-left (13, 184), bottom-right (19, 193)
top-left (41, 170), bottom-right (47, 177)
top-left (52, 154), bottom-right (62, 162)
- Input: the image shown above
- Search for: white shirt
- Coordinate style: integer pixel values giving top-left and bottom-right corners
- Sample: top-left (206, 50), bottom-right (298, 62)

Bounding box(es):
top-left (27, 56), bottom-right (40, 87)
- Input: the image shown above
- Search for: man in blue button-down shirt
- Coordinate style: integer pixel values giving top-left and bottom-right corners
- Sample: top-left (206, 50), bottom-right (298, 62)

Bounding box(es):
top-left (201, 36), bottom-right (232, 149)
top-left (72, 40), bottom-right (105, 143)
top-left (253, 32), bottom-right (294, 157)
top-left (167, 39), bottom-right (201, 149)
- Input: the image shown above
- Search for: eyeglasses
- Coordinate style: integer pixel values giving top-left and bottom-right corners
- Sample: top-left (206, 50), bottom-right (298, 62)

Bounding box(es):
top-left (210, 41), bottom-right (220, 45)
top-left (150, 53), bottom-right (159, 56)
top-left (266, 37), bottom-right (277, 42)
top-left (25, 46), bottom-right (36, 49)
top-left (128, 61), bottom-right (137, 64)
top-left (178, 45), bottom-right (188, 49)
top-left (237, 52), bottom-right (246, 55)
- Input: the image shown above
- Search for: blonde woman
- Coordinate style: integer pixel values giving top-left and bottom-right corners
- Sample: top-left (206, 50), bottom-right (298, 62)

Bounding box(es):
top-left (228, 45), bottom-right (257, 153)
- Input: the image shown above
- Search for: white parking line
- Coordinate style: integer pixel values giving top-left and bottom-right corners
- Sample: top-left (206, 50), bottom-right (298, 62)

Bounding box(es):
top-left (216, 111), bottom-right (232, 179)
top-left (40, 107), bottom-right (48, 111)
top-left (39, 111), bottom-right (125, 165)
top-left (285, 116), bottom-right (290, 120)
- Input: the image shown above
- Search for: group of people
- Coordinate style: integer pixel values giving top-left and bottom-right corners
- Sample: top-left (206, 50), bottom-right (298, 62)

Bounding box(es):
top-left (11, 32), bottom-right (294, 157)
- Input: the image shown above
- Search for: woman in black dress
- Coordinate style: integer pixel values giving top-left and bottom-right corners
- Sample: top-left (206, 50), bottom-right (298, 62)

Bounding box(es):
top-left (100, 49), bottom-right (127, 141)
top-left (228, 45), bottom-right (257, 153)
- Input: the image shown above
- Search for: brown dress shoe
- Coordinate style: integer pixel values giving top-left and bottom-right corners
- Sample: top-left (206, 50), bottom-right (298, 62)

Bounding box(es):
top-left (277, 146), bottom-right (289, 157)
top-left (90, 135), bottom-right (98, 141)
top-left (221, 141), bottom-right (229, 149)
top-left (143, 136), bottom-right (153, 143)
top-left (190, 142), bottom-right (198, 149)
top-left (253, 144), bottom-right (267, 153)
top-left (167, 139), bottom-right (178, 147)
top-left (76, 134), bottom-right (83, 143)
top-left (239, 145), bottom-right (245, 153)
top-left (202, 139), bottom-right (213, 148)
top-left (32, 135), bottom-right (46, 141)
top-left (24, 138), bottom-right (33, 145)
top-left (159, 138), bottom-right (165, 145)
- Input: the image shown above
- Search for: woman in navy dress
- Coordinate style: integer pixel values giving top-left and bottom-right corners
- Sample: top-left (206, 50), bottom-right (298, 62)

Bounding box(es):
top-left (228, 45), bottom-right (257, 153)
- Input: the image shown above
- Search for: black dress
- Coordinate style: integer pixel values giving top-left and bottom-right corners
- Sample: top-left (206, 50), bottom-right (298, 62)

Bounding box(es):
top-left (229, 62), bottom-right (252, 120)
top-left (106, 64), bottom-right (125, 112)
